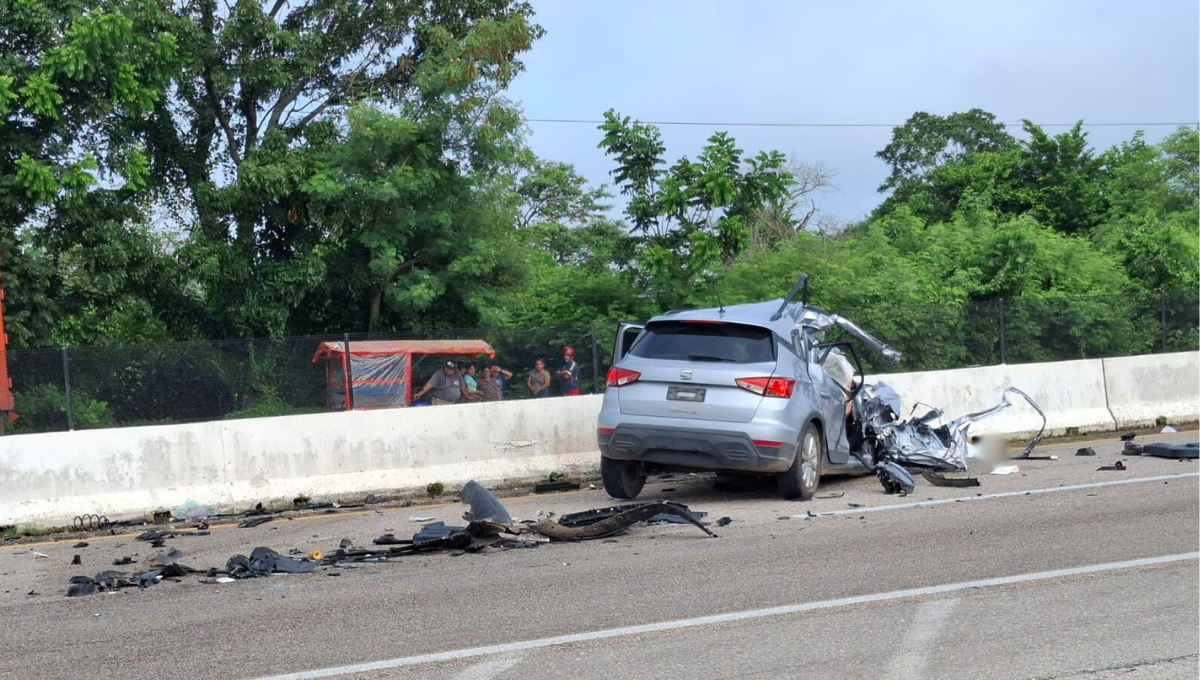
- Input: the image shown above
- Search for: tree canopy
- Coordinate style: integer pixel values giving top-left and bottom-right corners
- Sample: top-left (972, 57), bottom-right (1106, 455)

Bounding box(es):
top-left (0, 0), bottom-right (1194, 362)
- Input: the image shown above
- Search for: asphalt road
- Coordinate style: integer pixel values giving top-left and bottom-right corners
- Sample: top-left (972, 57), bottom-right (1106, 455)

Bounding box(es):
top-left (1, 431), bottom-right (1197, 680)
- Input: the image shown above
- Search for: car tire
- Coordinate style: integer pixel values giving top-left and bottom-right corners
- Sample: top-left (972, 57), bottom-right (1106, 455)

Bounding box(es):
top-left (601, 456), bottom-right (646, 500)
top-left (777, 422), bottom-right (823, 500)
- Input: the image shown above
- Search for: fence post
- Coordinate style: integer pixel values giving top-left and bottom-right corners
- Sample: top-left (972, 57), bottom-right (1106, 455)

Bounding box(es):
top-left (1160, 290), bottom-right (1168, 352)
top-left (998, 298), bottom-right (1006, 365)
top-left (343, 332), bottom-right (355, 410)
top-left (61, 347), bottom-right (75, 431)
top-left (589, 322), bottom-right (600, 394)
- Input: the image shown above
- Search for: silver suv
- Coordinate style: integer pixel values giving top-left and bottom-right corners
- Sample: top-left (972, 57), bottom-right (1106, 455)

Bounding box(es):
top-left (597, 275), bottom-right (902, 500)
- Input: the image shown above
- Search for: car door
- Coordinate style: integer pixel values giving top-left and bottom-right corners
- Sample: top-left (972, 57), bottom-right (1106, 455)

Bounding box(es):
top-left (808, 338), bottom-right (852, 465)
top-left (612, 323), bottom-right (645, 365)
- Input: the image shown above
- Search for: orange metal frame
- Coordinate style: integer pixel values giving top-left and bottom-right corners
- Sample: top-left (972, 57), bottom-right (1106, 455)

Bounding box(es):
top-left (0, 251), bottom-right (15, 425)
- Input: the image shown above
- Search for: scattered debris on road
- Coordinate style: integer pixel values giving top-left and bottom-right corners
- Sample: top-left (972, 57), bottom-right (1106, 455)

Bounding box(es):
top-left (237, 517), bottom-right (274, 528)
top-left (59, 480), bottom-right (719, 597)
top-left (1075, 447), bottom-right (1097, 456)
top-left (533, 481), bottom-right (581, 494)
top-left (1098, 461), bottom-right (1127, 471)
top-left (1141, 442), bottom-right (1199, 460)
top-left (922, 471), bottom-right (981, 487)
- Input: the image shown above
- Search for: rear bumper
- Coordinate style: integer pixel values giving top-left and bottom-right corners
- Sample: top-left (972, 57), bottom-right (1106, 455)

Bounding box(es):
top-left (598, 425), bottom-right (796, 474)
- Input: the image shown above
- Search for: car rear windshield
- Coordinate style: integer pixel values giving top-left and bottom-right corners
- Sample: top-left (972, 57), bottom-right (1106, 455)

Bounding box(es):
top-left (628, 321), bottom-right (775, 363)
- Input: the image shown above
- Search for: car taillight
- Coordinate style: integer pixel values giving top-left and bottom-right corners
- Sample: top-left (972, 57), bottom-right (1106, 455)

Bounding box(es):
top-left (606, 367), bottom-right (641, 387)
top-left (736, 376), bottom-right (795, 398)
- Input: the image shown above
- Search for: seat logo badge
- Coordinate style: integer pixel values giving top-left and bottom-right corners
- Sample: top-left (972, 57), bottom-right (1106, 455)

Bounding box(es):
top-left (680, 370), bottom-right (693, 380)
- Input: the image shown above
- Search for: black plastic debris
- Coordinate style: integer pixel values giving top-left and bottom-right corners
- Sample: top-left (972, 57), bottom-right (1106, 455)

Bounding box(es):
top-left (1076, 447), bottom-right (1097, 456)
top-left (816, 492), bottom-right (845, 499)
top-left (71, 555), bottom-right (81, 565)
top-left (66, 577), bottom-right (96, 597)
top-left (73, 542), bottom-right (89, 548)
top-left (460, 480), bottom-right (513, 524)
top-left (65, 565), bottom-right (188, 597)
top-left (535, 502), bottom-right (716, 540)
top-left (1120, 432), bottom-right (1137, 441)
top-left (112, 556), bottom-right (134, 566)
top-left (715, 517), bottom-right (733, 527)
top-left (533, 481), bottom-right (581, 494)
top-left (922, 471), bottom-right (981, 488)
top-left (224, 547), bottom-right (319, 579)
top-left (660, 488), bottom-right (677, 493)
top-left (1098, 461), bottom-right (1127, 471)
top-left (1123, 442), bottom-right (1144, 455)
top-left (136, 529), bottom-right (209, 542)
top-left (1142, 442), bottom-right (1199, 459)
top-left (238, 516), bottom-right (274, 528)
top-left (412, 522), bottom-right (466, 543)
top-left (371, 533), bottom-right (411, 546)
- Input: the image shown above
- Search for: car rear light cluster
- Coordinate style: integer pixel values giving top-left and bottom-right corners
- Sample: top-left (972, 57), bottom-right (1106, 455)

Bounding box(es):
top-left (606, 367), bottom-right (641, 387)
top-left (735, 376), bottom-right (795, 398)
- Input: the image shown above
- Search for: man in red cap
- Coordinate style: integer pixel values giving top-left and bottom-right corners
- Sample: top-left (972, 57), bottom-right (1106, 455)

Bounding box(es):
top-left (556, 346), bottom-right (580, 396)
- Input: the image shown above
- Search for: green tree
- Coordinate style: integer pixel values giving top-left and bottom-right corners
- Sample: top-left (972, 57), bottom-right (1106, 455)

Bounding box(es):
top-left (301, 105), bottom-right (529, 332)
top-left (0, 0), bottom-right (180, 347)
top-left (876, 108), bottom-right (1017, 191)
top-left (597, 109), bottom-right (795, 309)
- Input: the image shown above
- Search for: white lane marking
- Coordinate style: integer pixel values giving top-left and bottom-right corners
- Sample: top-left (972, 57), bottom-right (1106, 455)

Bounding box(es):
top-left (883, 599), bottom-right (959, 680)
top-left (243, 552), bottom-right (1199, 680)
top-left (797, 472), bottom-right (1199, 519)
top-left (448, 652), bottom-right (525, 680)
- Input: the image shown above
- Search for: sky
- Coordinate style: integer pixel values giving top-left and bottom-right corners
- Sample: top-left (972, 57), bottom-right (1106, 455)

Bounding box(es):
top-left (505, 0), bottom-right (1200, 222)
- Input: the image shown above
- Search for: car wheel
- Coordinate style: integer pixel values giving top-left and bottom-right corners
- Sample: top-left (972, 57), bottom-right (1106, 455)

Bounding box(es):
top-left (778, 422), bottom-right (823, 500)
top-left (601, 456), bottom-right (646, 499)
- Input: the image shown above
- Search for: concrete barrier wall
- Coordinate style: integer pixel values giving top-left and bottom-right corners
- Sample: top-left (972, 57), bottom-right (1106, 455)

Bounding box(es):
top-left (1, 396), bottom-right (602, 527)
top-left (1103, 352), bottom-right (1200, 428)
top-left (2, 354), bottom-right (1196, 527)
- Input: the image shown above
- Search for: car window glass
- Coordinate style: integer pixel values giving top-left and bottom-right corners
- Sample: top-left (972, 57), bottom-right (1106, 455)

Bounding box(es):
top-left (628, 322), bottom-right (775, 363)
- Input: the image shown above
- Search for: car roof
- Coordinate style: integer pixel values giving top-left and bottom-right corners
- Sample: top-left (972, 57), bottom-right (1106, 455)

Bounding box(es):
top-left (649, 299), bottom-right (800, 330)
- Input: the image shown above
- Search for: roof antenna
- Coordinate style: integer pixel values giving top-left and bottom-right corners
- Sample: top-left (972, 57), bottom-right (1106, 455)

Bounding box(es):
top-left (715, 277), bottom-right (726, 315)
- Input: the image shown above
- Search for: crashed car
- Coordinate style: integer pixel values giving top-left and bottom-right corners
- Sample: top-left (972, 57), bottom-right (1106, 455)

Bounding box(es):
top-left (597, 274), bottom-right (1045, 499)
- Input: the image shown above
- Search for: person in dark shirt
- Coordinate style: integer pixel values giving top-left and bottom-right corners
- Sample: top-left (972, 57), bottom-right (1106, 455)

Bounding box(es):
top-left (556, 346), bottom-right (580, 396)
top-left (413, 361), bottom-right (468, 405)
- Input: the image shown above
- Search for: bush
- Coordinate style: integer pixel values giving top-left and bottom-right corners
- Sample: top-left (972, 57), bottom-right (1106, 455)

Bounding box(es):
top-left (9, 384), bottom-right (115, 434)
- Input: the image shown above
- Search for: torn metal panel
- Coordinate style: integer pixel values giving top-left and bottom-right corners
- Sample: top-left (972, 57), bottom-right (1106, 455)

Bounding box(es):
top-left (850, 383), bottom-right (1047, 494)
top-left (460, 480), bottom-right (513, 524)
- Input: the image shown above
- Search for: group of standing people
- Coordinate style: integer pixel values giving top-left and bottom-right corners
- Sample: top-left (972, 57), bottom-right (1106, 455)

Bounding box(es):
top-left (413, 347), bottom-right (581, 406)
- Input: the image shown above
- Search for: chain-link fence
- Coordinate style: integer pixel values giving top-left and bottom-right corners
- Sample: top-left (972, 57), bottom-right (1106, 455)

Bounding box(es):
top-left (4, 290), bottom-right (1197, 435)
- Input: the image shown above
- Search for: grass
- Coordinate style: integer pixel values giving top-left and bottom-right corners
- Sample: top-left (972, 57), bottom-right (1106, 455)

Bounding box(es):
top-left (2, 524), bottom-right (47, 538)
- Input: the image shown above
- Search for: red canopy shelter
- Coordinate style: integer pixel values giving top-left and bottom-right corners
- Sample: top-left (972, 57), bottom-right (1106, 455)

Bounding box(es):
top-left (312, 339), bottom-right (496, 410)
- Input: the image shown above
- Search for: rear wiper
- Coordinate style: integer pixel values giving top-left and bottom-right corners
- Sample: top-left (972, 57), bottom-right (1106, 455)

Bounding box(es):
top-left (687, 354), bottom-right (733, 362)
